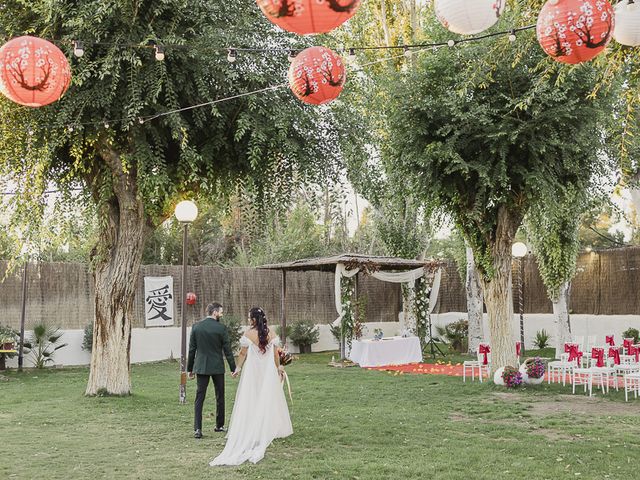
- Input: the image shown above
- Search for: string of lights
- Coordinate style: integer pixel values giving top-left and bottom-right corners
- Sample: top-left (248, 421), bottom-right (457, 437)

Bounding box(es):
top-left (14, 23), bottom-right (536, 132)
top-left (57, 24), bottom-right (537, 61)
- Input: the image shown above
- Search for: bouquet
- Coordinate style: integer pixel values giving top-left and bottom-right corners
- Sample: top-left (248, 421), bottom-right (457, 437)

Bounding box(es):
top-left (278, 347), bottom-right (293, 366)
top-left (501, 366), bottom-right (523, 388)
top-left (525, 357), bottom-right (545, 379)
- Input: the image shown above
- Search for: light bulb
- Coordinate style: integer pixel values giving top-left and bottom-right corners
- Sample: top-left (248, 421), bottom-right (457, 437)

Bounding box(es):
top-left (154, 45), bottom-right (165, 61)
top-left (288, 50), bottom-right (297, 62)
top-left (447, 39), bottom-right (455, 47)
top-left (73, 40), bottom-right (84, 58)
top-left (227, 48), bottom-right (237, 63)
top-left (508, 30), bottom-right (516, 42)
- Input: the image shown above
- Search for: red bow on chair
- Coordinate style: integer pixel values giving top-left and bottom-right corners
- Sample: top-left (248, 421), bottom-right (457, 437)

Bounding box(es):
top-left (629, 346), bottom-right (640, 363)
top-left (608, 348), bottom-right (620, 365)
top-left (591, 348), bottom-right (604, 367)
top-left (564, 342), bottom-right (577, 353)
top-left (624, 338), bottom-right (633, 353)
top-left (606, 335), bottom-right (615, 346)
top-left (479, 344), bottom-right (490, 365)
top-left (516, 342), bottom-right (521, 357)
top-left (568, 345), bottom-right (582, 364)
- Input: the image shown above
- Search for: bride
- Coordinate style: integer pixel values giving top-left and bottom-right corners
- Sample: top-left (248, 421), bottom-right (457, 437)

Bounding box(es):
top-left (210, 307), bottom-right (293, 466)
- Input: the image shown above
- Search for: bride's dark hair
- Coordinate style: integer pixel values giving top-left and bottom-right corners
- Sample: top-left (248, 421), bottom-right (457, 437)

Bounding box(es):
top-left (250, 307), bottom-right (269, 353)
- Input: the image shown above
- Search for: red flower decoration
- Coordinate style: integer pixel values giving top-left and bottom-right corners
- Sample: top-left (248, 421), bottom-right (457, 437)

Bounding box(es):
top-left (0, 36), bottom-right (71, 107)
top-left (536, 0), bottom-right (614, 64)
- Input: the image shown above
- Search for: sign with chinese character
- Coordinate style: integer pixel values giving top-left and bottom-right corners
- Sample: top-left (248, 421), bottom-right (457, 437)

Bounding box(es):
top-left (144, 276), bottom-right (175, 327)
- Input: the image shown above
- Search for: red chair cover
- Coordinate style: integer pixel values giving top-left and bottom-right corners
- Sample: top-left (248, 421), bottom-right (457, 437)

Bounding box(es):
top-left (591, 348), bottom-right (605, 367)
top-left (608, 348), bottom-right (620, 365)
top-left (629, 346), bottom-right (640, 363)
top-left (568, 345), bottom-right (583, 364)
top-left (605, 335), bottom-right (615, 346)
top-left (478, 344), bottom-right (490, 365)
top-left (516, 342), bottom-right (521, 357)
top-left (624, 339), bottom-right (634, 354)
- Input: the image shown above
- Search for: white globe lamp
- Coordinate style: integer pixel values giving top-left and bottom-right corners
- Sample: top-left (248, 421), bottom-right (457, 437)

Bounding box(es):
top-left (614, 0), bottom-right (640, 46)
top-left (512, 242), bottom-right (527, 258)
top-left (174, 200), bottom-right (198, 223)
top-left (434, 0), bottom-right (507, 35)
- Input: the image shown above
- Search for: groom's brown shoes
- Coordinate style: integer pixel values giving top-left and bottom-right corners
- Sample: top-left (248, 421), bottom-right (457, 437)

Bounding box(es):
top-left (194, 429), bottom-right (203, 439)
top-left (214, 427), bottom-right (226, 433)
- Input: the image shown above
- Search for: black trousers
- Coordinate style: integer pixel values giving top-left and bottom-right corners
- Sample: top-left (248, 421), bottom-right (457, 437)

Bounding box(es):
top-left (194, 374), bottom-right (225, 431)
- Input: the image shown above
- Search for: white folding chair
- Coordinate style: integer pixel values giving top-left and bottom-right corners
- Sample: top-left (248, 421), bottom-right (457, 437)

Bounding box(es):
top-left (623, 372), bottom-right (640, 402)
top-left (548, 353), bottom-right (576, 386)
top-left (463, 344), bottom-right (491, 383)
top-left (586, 335), bottom-right (597, 350)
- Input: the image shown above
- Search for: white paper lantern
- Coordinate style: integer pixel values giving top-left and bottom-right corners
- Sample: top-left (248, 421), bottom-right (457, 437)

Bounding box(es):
top-left (614, 0), bottom-right (640, 46)
top-left (435, 0), bottom-right (506, 35)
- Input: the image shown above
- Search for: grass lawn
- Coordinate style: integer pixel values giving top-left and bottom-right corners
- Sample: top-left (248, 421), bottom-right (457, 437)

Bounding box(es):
top-left (1, 351), bottom-right (639, 480)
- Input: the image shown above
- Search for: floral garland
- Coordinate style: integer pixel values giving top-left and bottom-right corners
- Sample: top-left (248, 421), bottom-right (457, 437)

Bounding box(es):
top-left (340, 274), bottom-right (356, 350)
top-left (413, 276), bottom-right (431, 352)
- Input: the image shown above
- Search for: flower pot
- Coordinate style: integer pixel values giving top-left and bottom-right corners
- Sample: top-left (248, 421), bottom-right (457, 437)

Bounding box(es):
top-left (493, 367), bottom-right (505, 386)
top-left (299, 344), bottom-right (312, 354)
top-left (2, 342), bottom-right (14, 351)
top-left (519, 361), bottom-right (545, 385)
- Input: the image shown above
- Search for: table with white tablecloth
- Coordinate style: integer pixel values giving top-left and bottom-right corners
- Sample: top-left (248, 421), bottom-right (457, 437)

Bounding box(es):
top-left (348, 336), bottom-right (423, 368)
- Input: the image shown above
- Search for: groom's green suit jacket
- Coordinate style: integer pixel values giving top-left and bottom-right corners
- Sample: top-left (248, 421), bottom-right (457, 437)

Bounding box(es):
top-left (187, 317), bottom-right (236, 375)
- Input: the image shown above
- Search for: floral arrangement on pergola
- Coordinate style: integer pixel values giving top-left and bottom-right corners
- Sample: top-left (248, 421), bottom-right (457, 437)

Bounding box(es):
top-left (259, 254), bottom-right (443, 358)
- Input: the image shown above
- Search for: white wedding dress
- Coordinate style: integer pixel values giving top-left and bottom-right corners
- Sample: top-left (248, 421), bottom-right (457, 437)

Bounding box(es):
top-left (210, 335), bottom-right (293, 466)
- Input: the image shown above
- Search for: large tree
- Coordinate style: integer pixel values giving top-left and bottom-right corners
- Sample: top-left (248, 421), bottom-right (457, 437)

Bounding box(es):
top-left (383, 18), bottom-right (618, 371)
top-left (0, 0), bottom-right (351, 395)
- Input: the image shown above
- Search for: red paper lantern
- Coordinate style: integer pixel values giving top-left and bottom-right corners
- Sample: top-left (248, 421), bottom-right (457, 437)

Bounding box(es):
top-left (536, 0), bottom-right (614, 65)
top-left (257, 0), bottom-right (362, 35)
top-left (288, 46), bottom-right (346, 105)
top-left (0, 36), bottom-right (71, 107)
top-left (186, 292), bottom-right (197, 306)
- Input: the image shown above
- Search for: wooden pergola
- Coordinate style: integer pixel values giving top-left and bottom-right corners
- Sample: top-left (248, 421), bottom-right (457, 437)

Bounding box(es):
top-left (258, 253), bottom-right (434, 352)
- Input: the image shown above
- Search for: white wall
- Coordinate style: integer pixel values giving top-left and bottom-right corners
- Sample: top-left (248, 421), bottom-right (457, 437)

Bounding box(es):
top-left (6, 313), bottom-right (640, 368)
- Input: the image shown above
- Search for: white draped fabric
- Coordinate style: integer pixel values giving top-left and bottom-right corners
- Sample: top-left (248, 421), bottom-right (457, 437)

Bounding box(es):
top-left (349, 336), bottom-right (423, 367)
top-left (332, 264), bottom-right (442, 326)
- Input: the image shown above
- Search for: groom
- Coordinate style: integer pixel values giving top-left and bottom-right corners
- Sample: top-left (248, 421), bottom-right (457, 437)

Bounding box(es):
top-left (188, 302), bottom-right (236, 439)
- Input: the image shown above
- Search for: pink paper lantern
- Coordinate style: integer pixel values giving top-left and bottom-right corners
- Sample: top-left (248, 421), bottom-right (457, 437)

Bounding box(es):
top-left (288, 46), bottom-right (346, 105)
top-left (537, 0), bottom-right (614, 64)
top-left (0, 36), bottom-right (71, 107)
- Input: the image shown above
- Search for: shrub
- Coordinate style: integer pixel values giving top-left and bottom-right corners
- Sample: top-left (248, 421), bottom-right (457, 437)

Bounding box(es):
top-left (82, 322), bottom-right (93, 352)
top-left (289, 320), bottom-right (320, 349)
top-left (221, 316), bottom-right (244, 355)
top-left (501, 366), bottom-right (523, 388)
top-left (436, 319), bottom-right (468, 352)
top-left (23, 323), bottom-right (67, 369)
top-left (533, 329), bottom-right (551, 349)
top-left (276, 325), bottom-right (292, 341)
top-left (622, 328), bottom-right (639, 344)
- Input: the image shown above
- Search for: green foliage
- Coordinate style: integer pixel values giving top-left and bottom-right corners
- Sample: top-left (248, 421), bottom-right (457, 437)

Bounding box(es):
top-left (82, 322), bottom-right (93, 352)
top-left (623, 328), bottom-right (640, 344)
top-left (533, 329), bottom-right (551, 349)
top-left (383, 17), bottom-right (619, 279)
top-left (221, 316), bottom-right (244, 355)
top-left (0, 0), bottom-right (356, 264)
top-left (289, 320), bottom-right (320, 347)
top-left (436, 319), bottom-right (468, 353)
top-left (23, 323), bottom-right (67, 369)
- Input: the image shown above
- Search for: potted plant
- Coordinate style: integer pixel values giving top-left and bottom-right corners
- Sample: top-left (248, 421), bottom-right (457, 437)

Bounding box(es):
top-left (519, 357), bottom-right (546, 385)
top-left (289, 320), bottom-right (320, 354)
top-left (1, 334), bottom-right (15, 351)
top-left (494, 365), bottom-right (522, 388)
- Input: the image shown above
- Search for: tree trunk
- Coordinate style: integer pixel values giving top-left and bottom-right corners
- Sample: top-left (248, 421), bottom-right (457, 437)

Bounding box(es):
top-left (478, 206), bottom-right (521, 374)
top-left (465, 245), bottom-right (484, 354)
top-left (85, 150), bottom-right (148, 396)
top-left (630, 188), bottom-right (640, 225)
top-left (552, 282), bottom-right (572, 360)
top-left (379, 0), bottom-right (392, 46)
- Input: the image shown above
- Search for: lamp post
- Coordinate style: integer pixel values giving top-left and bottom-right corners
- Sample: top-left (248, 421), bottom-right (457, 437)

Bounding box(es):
top-left (175, 200), bottom-right (198, 405)
top-left (512, 242), bottom-right (527, 358)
